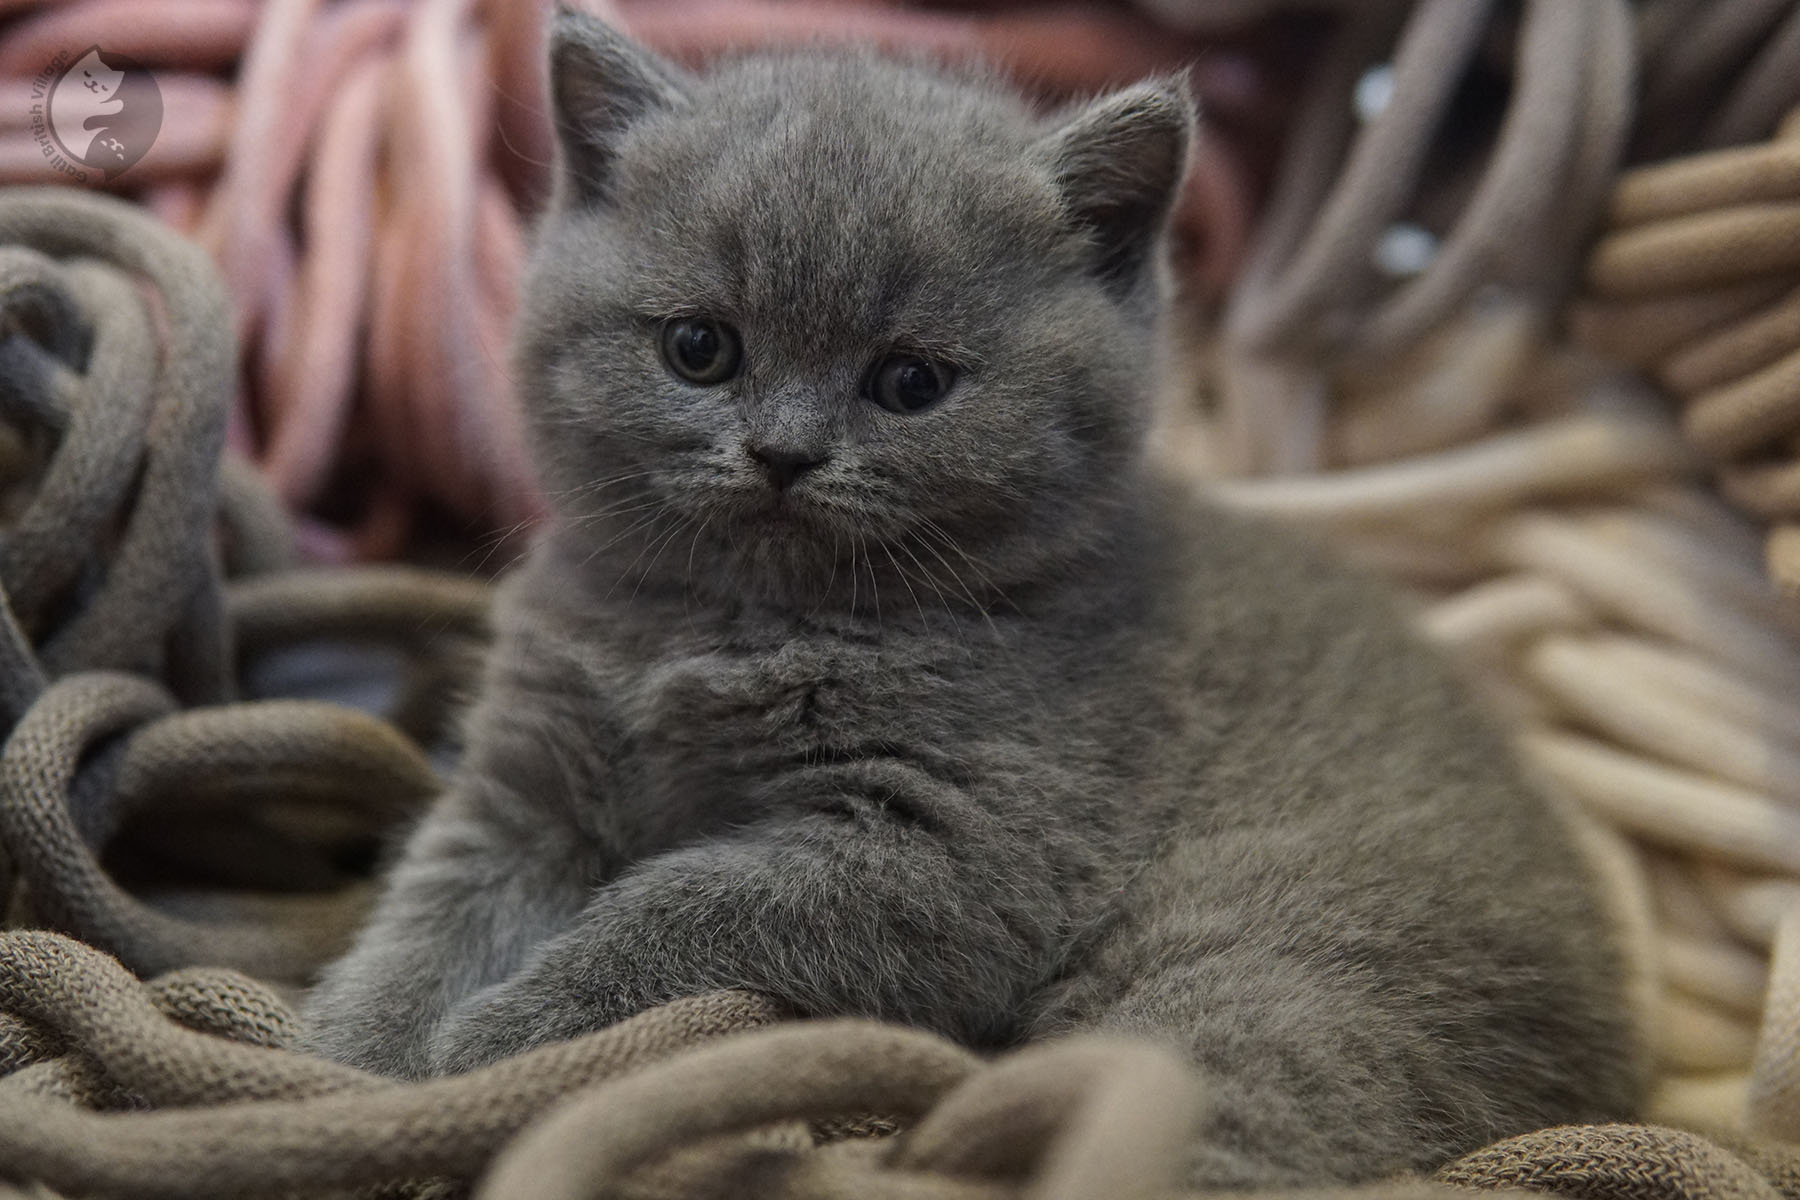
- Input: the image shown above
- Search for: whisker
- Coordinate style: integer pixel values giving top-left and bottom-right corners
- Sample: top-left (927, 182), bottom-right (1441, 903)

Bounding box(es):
top-left (571, 495), bottom-right (665, 528)
top-left (628, 513), bottom-right (696, 603)
top-left (849, 526), bottom-right (860, 615)
top-left (602, 511), bottom-right (683, 600)
top-left (549, 467), bottom-right (663, 501)
top-left (853, 529), bottom-right (881, 628)
top-left (911, 527), bottom-right (996, 639)
top-left (896, 536), bottom-right (966, 646)
top-left (807, 524), bottom-right (843, 622)
top-left (579, 506), bottom-right (669, 569)
top-left (681, 514), bottom-right (714, 626)
top-left (881, 540), bottom-right (930, 627)
top-left (919, 516), bottom-right (1017, 617)
top-left (461, 514), bottom-right (540, 575)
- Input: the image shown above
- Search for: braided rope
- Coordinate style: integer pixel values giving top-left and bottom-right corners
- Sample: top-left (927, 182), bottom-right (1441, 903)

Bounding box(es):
top-left (7, 927), bottom-right (1800, 1200)
top-left (0, 189), bottom-right (232, 699)
top-left (1567, 105), bottom-right (1800, 1146)
top-left (0, 932), bottom-right (788, 1198)
top-left (1576, 112), bottom-right (1800, 601)
top-left (0, 187), bottom-right (480, 988)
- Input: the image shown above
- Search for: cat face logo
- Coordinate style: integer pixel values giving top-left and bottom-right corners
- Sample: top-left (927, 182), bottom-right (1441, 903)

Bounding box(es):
top-left (43, 47), bottom-right (161, 181)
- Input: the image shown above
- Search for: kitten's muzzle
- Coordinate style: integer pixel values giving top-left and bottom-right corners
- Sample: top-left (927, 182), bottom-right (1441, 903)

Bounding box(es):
top-left (745, 440), bottom-right (828, 491)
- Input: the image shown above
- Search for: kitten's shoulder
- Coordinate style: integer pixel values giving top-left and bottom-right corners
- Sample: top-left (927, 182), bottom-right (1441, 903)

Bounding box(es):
top-left (1137, 468), bottom-right (1408, 633)
top-left (1131, 466), bottom-right (1482, 726)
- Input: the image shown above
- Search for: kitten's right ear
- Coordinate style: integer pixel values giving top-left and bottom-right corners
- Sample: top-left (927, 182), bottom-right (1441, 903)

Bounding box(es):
top-left (547, 7), bottom-right (690, 206)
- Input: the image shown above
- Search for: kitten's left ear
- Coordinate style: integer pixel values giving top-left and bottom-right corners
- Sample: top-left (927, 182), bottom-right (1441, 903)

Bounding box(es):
top-left (1035, 80), bottom-right (1194, 295)
top-left (547, 7), bottom-right (692, 206)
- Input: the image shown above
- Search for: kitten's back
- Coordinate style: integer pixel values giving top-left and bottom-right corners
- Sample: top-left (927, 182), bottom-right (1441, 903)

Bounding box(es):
top-left (1034, 478), bottom-right (1642, 1185)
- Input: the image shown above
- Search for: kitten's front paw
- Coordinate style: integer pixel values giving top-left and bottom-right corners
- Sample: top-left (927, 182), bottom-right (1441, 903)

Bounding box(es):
top-left (303, 985), bottom-right (434, 1079)
top-left (427, 1015), bottom-right (525, 1075)
top-left (427, 995), bottom-right (548, 1074)
top-left (426, 980), bottom-right (630, 1075)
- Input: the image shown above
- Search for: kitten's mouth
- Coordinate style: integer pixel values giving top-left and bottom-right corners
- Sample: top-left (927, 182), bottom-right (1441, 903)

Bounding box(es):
top-left (732, 486), bottom-right (850, 548)
top-left (746, 491), bottom-right (812, 526)
top-left (707, 471), bottom-right (845, 543)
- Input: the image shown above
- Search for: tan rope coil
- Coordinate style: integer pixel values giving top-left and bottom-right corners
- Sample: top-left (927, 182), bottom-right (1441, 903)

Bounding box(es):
top-left (0, 186), bottom-right (483, 989)
top-left (0, 932), bottom-right (787, 1198)
top-left (1438, 1123), bottom-right (1800, 1200)
top-left (479, 1029), bottom-right (1212, 1200)
top-left (0, 927), bottom-right (1218, 1199)
top-left (1, 671), bottom-right (437, 979)
top-left (12, 929), bottom-right (1800, 1200)
top-left (1575, 111), bottom-right (1800, 599)
top-left (0, 188), bottom-right (234, 703)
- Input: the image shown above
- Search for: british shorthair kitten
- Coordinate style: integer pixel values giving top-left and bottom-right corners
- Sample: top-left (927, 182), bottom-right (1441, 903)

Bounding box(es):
top-left (307, 11), bottom-right (1638, 1186)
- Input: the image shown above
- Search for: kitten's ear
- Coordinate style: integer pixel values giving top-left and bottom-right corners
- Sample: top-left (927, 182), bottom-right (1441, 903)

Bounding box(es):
top-left (1035, 80), bottom-right (1194, 294)
top-left (547, 7), bottom-right (690, 206)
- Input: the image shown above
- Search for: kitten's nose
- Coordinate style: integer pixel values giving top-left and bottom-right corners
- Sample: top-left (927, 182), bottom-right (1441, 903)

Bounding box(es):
top-left (746, 441), bottom-right (827, 490)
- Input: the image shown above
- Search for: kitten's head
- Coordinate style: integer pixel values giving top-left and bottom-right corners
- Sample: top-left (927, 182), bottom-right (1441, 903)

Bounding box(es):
top-left (519, 9), bottom-right (1192, 611)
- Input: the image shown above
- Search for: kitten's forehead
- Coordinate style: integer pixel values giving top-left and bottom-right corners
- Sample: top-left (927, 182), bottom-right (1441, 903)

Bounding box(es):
top-left (608, 52), bottom-right (1068, 349)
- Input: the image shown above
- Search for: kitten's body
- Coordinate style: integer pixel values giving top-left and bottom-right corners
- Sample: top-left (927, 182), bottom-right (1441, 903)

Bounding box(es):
top-left (309, 18), bottom-right (1638, 1186)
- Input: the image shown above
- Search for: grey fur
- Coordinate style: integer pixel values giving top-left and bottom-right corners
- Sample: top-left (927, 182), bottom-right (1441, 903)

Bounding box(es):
top-left (306, 13), bottom-right (1640, 1186)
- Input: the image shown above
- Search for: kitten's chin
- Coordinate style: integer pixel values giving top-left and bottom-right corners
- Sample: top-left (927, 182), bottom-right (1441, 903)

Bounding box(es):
top-left (712, 537), bottom-right (845, 611)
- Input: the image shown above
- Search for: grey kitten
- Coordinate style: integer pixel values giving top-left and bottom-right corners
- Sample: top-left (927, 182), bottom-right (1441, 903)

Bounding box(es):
top-left (306, 11), bottom-right (1639, 1186)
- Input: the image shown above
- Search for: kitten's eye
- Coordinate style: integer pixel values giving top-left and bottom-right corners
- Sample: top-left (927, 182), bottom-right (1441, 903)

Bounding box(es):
top-left (660, 318), bottom-right (742, 385)
top-left (867, 355), bottom-right (956, 414)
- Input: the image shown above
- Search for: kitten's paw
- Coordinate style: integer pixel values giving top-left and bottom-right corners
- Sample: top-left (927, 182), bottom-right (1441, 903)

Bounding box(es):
top-left (302, 1026), bottom-right (416, 1078)
top-left (426, 1014), bottom-right (528, 1075)
top-left (301, 990), bottom-right (433, 1078)
top-left (426, 981), bottom-right (628, 1074)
